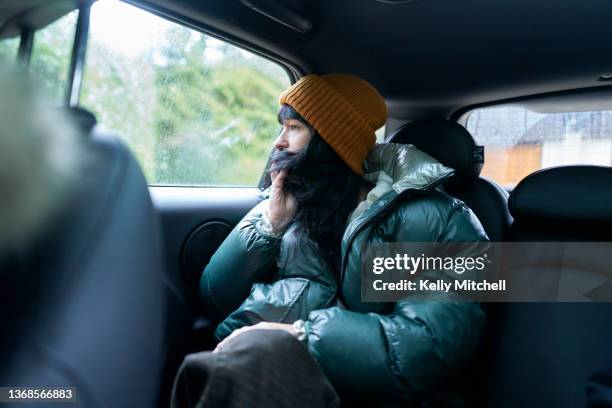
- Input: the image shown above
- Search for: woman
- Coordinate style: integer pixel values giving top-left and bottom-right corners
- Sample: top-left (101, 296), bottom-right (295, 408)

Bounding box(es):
top-left (174, 74), bottom-right (488, 407)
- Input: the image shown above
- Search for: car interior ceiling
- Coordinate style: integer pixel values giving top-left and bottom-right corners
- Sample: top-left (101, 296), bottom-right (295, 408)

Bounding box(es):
top-left (0, 0), bottom-right (76, 38)
top-left (1, 1), bottom-right (612, 408)
top-left (135, 0), bottom-right (612, 120)
top-left (4, 0), bottom-right (612, 121)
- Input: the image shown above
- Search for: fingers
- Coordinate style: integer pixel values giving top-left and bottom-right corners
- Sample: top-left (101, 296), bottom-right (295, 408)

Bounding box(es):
top-left (271, 169), bottom-right (287, 187)
top-left (213, 323), bottom-right (295, 353)
top-left (214, 332), bottom-right (236, 353)
top-left (213, 325), bottom-right (251, 353)
top-left (267, 169), bottom-right (294, 232)
top-left (213, 335), bottom-right (233, 353)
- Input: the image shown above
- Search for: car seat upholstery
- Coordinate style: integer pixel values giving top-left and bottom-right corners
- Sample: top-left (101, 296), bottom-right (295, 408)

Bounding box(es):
top-left (480, 165), bottom-right (612, 407)
top-left (509, 165), bottom-right (612, 241)
top-left (386, 119), bottom-right (512, 241)
top-left (0, 120), bottom-right (167, 408)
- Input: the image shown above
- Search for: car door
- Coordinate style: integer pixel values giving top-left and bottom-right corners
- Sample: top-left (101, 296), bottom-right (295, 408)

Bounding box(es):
top-left (78, 0), bottom-right (293, 324)
top-left (2, 1), bottom-right (293, 403)
top-left (75, 0), bottom-right (293, 400)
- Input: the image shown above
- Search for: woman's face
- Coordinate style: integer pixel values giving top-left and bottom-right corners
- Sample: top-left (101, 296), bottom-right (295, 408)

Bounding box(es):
top-left (274, 118), bottom-right (313, 153)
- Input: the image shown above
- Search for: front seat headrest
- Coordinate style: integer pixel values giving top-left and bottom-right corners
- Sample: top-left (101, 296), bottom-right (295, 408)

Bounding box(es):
top-left (66, 106), bottom-right (97, 132)
top-left (508, 165), bottom-right (612, 225)
top-left (386, 119), bottom-right (484, 190)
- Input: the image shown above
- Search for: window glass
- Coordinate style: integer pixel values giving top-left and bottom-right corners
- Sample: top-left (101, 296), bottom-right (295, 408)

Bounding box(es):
top-left (30, 11), bottom-right (78, 101)
top-left (0, 37), bottom-right (20, 62)
top-left (82, 0), bottom-right (291, 186)
top-left (466, 106), bottom-right (612, 188)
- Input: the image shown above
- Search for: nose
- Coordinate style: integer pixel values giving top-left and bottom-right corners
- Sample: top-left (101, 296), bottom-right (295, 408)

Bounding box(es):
top-left (273, 129), bottom-right (289, 150)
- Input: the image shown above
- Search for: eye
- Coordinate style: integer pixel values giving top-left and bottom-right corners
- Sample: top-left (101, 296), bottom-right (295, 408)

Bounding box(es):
top-left (290, 124), bottom-right (300, 130)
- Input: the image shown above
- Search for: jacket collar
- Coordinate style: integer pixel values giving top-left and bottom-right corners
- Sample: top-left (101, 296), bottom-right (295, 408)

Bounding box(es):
top-left (337, 143), bottom-right (455, 285)
top-left (362, 143), bottom-right (454, 194)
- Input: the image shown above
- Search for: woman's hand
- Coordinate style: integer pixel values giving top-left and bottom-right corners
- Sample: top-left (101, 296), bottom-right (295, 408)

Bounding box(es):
top-left (213, 322), bottom-right (296, 353)
top-left (266, 169), bottom-right (297, 233)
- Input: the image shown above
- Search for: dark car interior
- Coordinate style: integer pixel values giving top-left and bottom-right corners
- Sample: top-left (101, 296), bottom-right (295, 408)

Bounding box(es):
top-left (1, 0), bottom-right (612, 407)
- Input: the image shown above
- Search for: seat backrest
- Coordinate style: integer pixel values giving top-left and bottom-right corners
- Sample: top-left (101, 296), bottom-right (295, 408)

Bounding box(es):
top-left (509, 165), bottom-right (612, 241)
top-left (387, 119), bottom-right (512, 241)
top-left (480, 165), bottom-right (612, 408)
top-left (0, 126), bottom-right (167, 408)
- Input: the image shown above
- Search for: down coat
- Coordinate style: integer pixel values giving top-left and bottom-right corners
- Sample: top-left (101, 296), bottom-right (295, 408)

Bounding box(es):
top-left (199, 142), bottom-right (489, 402)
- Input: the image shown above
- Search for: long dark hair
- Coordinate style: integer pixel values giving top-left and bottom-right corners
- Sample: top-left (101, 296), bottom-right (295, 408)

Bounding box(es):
top-left (265, 105), bottom-right (372, 281)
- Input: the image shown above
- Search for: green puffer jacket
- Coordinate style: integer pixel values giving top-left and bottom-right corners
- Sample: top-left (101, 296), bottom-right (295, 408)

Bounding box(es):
top-left (199, 142), bottom-right (489, 402)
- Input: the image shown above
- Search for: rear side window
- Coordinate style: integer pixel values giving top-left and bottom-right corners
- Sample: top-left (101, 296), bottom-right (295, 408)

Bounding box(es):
top-left (0, 37), bottom-right (19, 62)
top-left (81, 0), bottom-right (291, 186)
top-left (466, 106), bottom-right (612, 188)
top-left (30, 11), bottom-right (78, 101)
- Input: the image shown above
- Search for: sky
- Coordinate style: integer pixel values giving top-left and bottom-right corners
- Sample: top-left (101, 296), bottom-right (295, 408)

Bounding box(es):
top-left (89, 0), bottom-right (247, 61)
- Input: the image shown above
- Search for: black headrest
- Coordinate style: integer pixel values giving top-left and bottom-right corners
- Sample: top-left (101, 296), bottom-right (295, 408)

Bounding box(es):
top-left (509, 165), bottom-right (612, 225)
top-left (66, 106), bottom-right (97, 132)
top-left (387, 119), bottom-right (483, 189)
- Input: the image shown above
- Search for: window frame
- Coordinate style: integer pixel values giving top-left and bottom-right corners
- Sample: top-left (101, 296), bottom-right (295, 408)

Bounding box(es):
top-left (452, 85), bottom-right (612, 125)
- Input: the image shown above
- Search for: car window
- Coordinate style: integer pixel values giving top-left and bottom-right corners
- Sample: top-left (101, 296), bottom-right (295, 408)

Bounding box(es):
top-left (30, 11), bottom-right (78, 101)
top-left (465, 106), bottom-right (612, 188)
top-left (0, 37), bottom-right (19, 62)
top-left (81, 0), bottom-right (291, 187)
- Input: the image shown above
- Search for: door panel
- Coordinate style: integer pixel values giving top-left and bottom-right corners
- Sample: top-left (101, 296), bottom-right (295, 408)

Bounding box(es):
top-left (150, 186), bottom-right (262, 306)
top-left (150, 186), bottom-right (263, 406)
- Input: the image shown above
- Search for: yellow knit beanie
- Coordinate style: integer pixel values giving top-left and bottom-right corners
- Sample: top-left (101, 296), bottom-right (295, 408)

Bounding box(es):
top-left (279, 74), bottom-right (387, 175)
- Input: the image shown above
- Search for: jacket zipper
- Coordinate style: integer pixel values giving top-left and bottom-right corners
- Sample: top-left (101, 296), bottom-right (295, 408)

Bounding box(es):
top-left (337, 174), bottom-right (454, 288)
